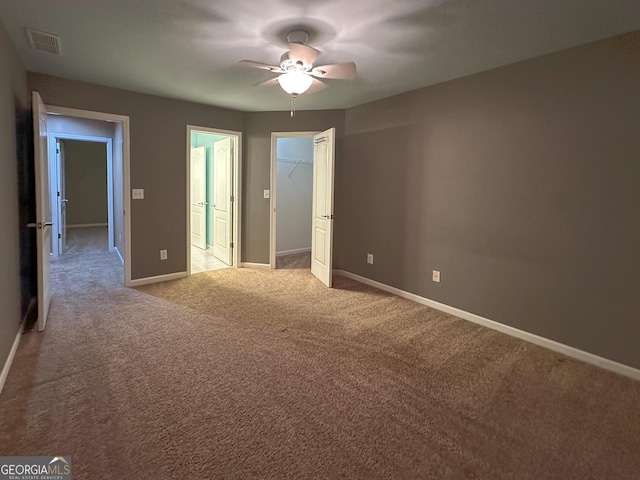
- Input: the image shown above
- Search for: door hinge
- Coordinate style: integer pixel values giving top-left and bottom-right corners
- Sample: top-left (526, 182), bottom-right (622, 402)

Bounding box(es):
top-left (58, 233), bottom-right (61, 239)
top-left (230, 195), bottom-right (234, 203)
top-left (230, 242), bottom-right (234, 248)
top-left (57, 191), bottom-right (60, 197)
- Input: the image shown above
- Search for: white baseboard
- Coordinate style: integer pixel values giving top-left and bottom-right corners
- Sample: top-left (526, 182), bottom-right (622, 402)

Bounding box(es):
top-left (334, 270), bottom-right (640, 381)
top-left (67, 223), bottom-right (108, 229)
top-left (0, 321), bottom-right (25, 397)
top-left (128, 271), bottom-right (187, 287)
top-left (241, 262), bottom-right (270, 270)
top-left (276, 247), bottom-right (311, 257)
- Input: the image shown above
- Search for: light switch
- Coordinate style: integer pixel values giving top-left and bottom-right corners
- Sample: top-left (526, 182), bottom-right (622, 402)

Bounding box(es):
top-left (264, 190), bottom-right (270, 199)
top-left (132, 189), bottom-right (144, 200)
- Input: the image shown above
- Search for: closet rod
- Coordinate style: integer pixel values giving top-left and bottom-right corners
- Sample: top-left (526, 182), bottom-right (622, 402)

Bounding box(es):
top-left (276, 157), bottom-right (312, 164)
top-left (289, 159), bottom-right (302, 178)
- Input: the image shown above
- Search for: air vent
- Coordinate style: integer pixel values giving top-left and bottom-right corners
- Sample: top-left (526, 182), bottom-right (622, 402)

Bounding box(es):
top-left (25, 28), bottom-right (62, 55)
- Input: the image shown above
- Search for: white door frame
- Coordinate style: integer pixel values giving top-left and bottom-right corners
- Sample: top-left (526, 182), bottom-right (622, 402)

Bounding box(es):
top-left (45, 105), bottom-right (132, 286)
top-left (269, 131), bottom-right (319, 269)
top-left (48, 133), bottom-right (114, 256)
top-left (186, 125), bottom-right (242, 275)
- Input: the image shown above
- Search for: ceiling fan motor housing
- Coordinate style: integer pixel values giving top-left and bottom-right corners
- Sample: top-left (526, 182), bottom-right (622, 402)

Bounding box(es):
top-left (286, 29), bottom-right (309, 45)
top-left (280, 52), bottom-right (311, 72)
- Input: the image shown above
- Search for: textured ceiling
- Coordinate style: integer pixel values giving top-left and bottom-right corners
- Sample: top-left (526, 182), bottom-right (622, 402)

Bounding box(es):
top-left (1, 0), bottom-right (640, 112)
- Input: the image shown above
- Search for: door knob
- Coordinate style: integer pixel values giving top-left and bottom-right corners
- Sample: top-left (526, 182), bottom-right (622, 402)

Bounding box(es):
top-left (321, 214), bottom-right (334, 219)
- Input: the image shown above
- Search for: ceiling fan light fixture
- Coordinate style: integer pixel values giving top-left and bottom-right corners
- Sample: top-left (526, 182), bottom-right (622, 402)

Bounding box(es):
top-left (278, 71), bottom-right (313, 95)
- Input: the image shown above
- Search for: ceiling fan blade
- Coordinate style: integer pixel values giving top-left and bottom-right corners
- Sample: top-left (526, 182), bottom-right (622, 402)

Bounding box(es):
top-left (288, 43), bottom-right (319, 65)
top-left (256, 77), bottom-right (280, 88)
top-left (311, 62), bottom-right (357, 80)
top-left (306, 78), bottom-right (328, 94)
top-left (239, 60), bottom-right (283, 73)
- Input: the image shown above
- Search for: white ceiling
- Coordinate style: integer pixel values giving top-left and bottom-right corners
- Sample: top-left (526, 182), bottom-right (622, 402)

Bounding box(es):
top-left (1, 0), bottom-right (640, 112)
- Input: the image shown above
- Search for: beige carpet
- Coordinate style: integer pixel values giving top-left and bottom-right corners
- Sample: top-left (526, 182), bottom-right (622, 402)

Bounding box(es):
top-left (1, 250), bottom-right (639, 479)
top-left (276, 251), bottom-right (311, 270)
top-left (63, 226), bottom-right (109, 255)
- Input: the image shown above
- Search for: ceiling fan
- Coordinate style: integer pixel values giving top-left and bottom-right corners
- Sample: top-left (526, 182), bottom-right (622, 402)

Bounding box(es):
top-left (240, 29), bottom-right (357, 97)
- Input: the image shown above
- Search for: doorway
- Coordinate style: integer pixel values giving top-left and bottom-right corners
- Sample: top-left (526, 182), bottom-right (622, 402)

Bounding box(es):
top-left (49, 135), bottom-right (113, 257)
top-left (186, 126), bottom-right (241, 275)
top-left (270, 129), bottom-right (336, 286)
top-left (32, 99), bottom-right (130, 331)
top-left (270, 133), bottom-right (316, 270)
top-left (45, 105), bottom-right (130, 285)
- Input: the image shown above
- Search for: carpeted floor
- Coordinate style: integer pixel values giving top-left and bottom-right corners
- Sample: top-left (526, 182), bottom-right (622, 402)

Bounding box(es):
top-left (63, 226), bottom-right (109, 255)
top-left (276, 251), bottom-right (311, 270)
top-left (1, 249), bottom-right (639, 479)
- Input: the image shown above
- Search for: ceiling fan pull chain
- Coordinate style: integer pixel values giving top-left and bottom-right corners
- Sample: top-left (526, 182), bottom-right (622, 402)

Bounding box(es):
top-left (290, 94), bottom-right (297, 117)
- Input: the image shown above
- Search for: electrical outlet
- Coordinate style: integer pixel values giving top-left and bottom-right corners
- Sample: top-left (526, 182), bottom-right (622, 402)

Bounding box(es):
top-left (367, 253), bottom-right (374, 264)
top-left (432, 270), bottom-right (440, 283)
top-left (264, 189), bottom-right (270, 199)
top-left (132, 188), bottom-right (144, 200)
top-left (160, 249), bottom-right (168, 260)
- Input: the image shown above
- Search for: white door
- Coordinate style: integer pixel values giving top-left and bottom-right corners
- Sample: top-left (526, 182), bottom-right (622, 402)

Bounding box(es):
top-left (58, 141), bottom-right (68, 254)
top-left (190, 146), bottom-right (206, 250)
top-left (213, 137), bottom-right (233, 265)
top-left (33, 91), bottom-right (53, 331)
top-left (311, 128), bottom-right (336, 287)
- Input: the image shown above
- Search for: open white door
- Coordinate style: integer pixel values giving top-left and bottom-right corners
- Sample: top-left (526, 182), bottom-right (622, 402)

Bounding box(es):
top-left (190, 146), bottom-right (206, 250)
top-left (311, 128), bottom-right (335, 287)
top-left (33, 91), bottom-right (53, 331)
top-left (213, 137), bottom-right (233, 265)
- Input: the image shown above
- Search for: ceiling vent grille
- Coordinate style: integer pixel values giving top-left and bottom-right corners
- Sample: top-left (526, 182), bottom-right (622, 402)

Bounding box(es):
top-left (25, 28), bottom-right (61, 55)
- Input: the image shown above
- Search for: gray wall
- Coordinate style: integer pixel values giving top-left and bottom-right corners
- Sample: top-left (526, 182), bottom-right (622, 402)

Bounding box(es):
top-left (242, 110), bottom-right (345, 263)
top-left (62, 140), bottom-right (108, 225)
top-left (340, 30), bottom-right (640, 369)
top-left (29, 73), bottom-right (244, 279)
top-left (0, 20), bottom-right (29, 372)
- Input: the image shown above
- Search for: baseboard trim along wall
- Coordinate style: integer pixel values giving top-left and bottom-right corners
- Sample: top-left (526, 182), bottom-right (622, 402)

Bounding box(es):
top-left (67, 223), bottom-right (108, 229)
top-left (0, 322), bottom-right (25, 397)
top-left (334, 270), bottom-right (640, 381)
top-left (128, 271), bottom-right (187, 287)
top-left (241, 262), bottom-right (270, 269)
top-left (276, 247), bottom-right (312, 257)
